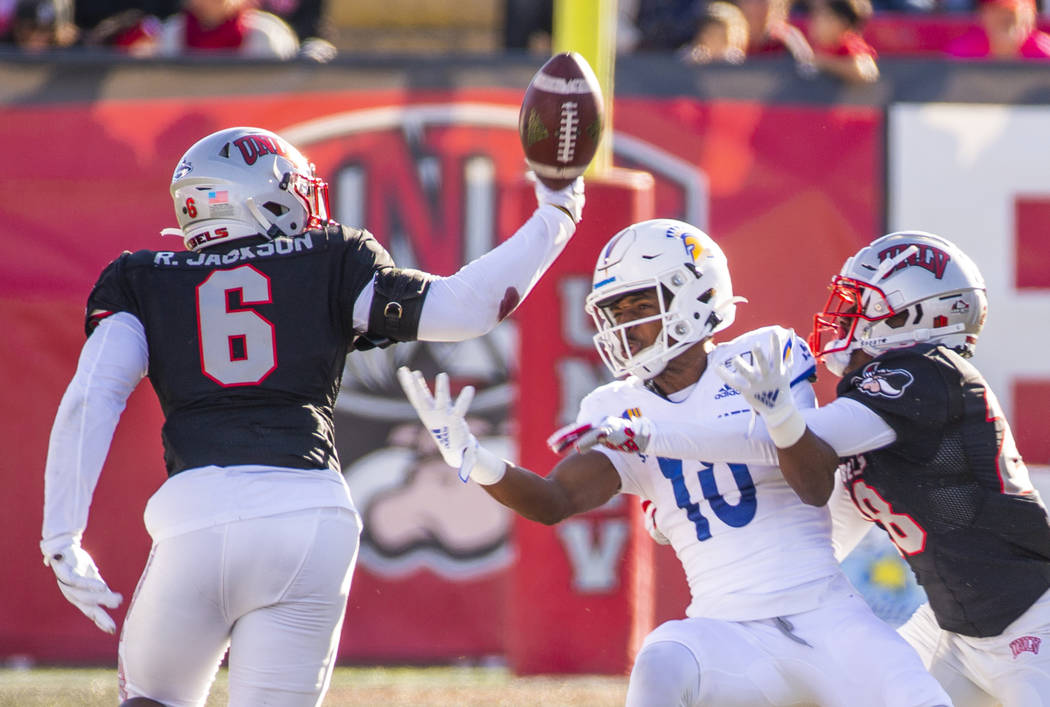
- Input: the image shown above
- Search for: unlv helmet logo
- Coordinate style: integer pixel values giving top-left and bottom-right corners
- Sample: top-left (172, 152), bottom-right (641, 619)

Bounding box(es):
top-left (877, 243), bottom-right (951, 280)
top-left (232, 134), bottom-right (287, 166)
top-left (852, 362), bottom-right (915, 399)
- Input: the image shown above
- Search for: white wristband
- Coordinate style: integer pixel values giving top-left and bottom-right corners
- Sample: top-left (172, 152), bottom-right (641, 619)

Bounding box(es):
top-left (464, 444), bottom-right (508, 485)
top-left (766, 409), bottom-right (807, 449)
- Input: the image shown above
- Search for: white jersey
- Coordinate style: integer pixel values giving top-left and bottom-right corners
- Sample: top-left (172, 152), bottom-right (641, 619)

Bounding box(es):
top-left (579, 326), bottom-right (842, 621)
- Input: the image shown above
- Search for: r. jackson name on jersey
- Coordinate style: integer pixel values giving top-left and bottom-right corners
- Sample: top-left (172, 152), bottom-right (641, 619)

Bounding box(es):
top-left (152, 231), bottom-right (317, 268)
top-left (837, 344), bottom-right (1050, 636)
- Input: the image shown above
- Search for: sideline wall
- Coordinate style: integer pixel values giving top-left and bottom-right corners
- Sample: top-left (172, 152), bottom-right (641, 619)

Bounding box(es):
top-left (1, 55), bottom-right (1048, 666)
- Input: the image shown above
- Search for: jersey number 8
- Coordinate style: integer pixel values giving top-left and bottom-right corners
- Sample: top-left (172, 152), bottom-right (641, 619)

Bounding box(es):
top-left (851, 480), bottom-right (927, 556)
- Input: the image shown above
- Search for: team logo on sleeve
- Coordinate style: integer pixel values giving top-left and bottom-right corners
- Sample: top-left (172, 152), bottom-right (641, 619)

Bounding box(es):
top-left (852, 362), bottom-right (914, 399)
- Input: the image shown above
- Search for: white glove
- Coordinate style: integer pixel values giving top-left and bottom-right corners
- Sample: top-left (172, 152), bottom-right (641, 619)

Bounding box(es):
top-left (716, 328), bottom-right (806, 448)
top-left (532, 174), bottom-right (585, 224)
top-left (42, 539), bottom-right (123, 634)
top-left (546, 416), bottom-right (654, 455)
top-left (298, 37), bottom-right (337, 63)
top-left (397, 367), bottom-right (506, 485)
top-left (641, 499), bottom-right (669, 545)
top-left (547, 422), bottom-right (594, 455)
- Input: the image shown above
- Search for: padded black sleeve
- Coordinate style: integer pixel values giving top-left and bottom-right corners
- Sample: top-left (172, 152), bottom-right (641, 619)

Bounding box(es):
top-left (364, 267), bottom-right (434, 345)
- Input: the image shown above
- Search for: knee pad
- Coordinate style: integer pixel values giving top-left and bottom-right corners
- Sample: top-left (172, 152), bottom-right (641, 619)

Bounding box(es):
top-left (626, 640), bottom-right (701, 707)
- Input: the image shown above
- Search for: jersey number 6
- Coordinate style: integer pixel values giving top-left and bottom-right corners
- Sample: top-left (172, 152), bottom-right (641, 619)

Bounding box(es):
top-left (196, 265), bottom-right (277, 386)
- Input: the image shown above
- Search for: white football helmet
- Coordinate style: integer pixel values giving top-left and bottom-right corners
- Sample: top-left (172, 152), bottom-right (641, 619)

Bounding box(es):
top-left (585, 219), bottom-right (744, 380)
top-left (164, 126), bottom-right (330, 251)
top-left (809, 231), bottom-right (988, 376)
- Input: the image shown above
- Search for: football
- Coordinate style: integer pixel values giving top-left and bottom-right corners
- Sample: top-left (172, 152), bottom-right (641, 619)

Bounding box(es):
top-left (518, 52), bottom-right (604, 190)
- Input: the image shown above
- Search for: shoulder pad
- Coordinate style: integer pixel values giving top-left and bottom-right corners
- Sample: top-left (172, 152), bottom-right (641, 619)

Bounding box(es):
top-left (713, 326), bottom-right (815, 386)
top-left (85, 252), bottom-right (137, 336)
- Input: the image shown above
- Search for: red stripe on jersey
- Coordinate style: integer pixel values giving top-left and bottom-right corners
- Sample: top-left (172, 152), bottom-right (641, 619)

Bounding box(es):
top-left (87, 310), bottom-right (116, 332)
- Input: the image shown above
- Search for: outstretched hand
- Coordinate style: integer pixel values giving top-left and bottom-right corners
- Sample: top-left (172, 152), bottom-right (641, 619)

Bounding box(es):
top-left (715, 328), bottom-right (806, 448)
top-left (397, 367), bottom-right (507, 485)
top-left (397, 367), bottom-right (476, 477)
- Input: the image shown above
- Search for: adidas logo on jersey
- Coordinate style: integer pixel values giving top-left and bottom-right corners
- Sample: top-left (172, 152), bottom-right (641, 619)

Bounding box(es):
top-left (714, 384), bottom-right (740, 400)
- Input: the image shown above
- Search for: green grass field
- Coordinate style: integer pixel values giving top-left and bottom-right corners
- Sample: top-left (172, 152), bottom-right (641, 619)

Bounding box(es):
top-left (0, 666), bottom-right (629, 706)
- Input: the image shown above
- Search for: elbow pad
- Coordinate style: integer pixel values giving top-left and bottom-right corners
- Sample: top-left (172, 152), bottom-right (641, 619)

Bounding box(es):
top-left (365, 267), bottom-right (433, 345)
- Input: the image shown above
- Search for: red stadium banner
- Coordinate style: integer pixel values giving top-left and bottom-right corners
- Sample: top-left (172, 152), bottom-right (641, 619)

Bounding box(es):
top-left (0, 90), bottom-right (877, 666)
top-left (0, 89), bottom-right (884, 667)
top-left (509, 169), bottom-right (657, 675)
top-left (2, 67), bottom-right (1046, 672)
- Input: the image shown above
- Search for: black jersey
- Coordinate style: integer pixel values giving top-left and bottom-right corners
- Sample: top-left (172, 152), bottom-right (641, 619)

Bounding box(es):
top-left (85, 225), bottom-right (429, 476)
top-left (837, 344), bottom-right (1050, 637)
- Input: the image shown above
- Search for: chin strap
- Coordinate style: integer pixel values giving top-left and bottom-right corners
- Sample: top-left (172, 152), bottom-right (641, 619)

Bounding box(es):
top-left (245, 197), bottom-right (282, 239)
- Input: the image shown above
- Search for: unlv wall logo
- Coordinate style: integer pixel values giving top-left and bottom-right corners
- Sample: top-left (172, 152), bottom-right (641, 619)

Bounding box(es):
top-left (281, 105), bottom-right (706, 582)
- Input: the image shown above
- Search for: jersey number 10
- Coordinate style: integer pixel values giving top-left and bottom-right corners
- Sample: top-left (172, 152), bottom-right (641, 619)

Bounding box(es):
top-left (658, 458), bottom-right (758, 541)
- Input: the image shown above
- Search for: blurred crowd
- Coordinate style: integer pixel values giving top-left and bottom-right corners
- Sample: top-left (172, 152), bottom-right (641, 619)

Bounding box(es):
top-left (0, 0), bottom-right (337, 61)
top-left (670, 0), bottom-right (1050, 80)
top-left (1, 0), bottom-right (1048, 78)
top-left (511, 0), bottom-right (1050, 83)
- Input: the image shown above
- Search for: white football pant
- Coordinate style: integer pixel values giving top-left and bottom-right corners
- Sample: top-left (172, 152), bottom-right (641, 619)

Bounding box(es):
top-left (118, 506), bottom-right (360, 707)
top-left (626, 577), bottom-right (951, 706)
top-left (899, 587), bottom-right (1050, 707)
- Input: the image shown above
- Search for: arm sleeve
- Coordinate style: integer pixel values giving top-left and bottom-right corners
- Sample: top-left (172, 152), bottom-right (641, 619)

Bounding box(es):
top-left (350, 206), bottom-right (574, 341)
top-left (829, 471), bottom-right (873, 561)
top-left (413, 205), bottom-right (576, 341)
top-left (41, 312), bottom-right (148, 551)
top-left (647, 416), bottom-right (781, 466)
top-left (648, 383), bottom-right (895, 464)
top-left (801, 397), bottom-right (898, 457)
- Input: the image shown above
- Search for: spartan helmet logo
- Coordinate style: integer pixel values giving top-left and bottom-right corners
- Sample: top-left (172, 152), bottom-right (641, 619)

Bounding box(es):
top-left (852, 362), bottom-right (915, 399)
top-left (681, 232), bottom-right (704, 263)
